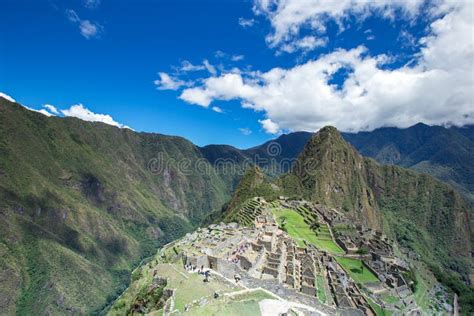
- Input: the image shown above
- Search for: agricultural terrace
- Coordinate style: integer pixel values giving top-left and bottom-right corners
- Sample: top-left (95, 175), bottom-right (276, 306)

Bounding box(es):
top-left (271, 207), bottom-right (344, 254)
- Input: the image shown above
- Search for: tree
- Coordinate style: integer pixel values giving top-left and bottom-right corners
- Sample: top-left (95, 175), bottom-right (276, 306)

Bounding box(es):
top-left (310, 221), bottom-right (321, 231)
top-left (280, 216), bottom-right (287, 230)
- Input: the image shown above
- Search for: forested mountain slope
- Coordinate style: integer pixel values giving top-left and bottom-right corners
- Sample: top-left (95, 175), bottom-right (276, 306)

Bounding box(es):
top-left (0, 98), bottom-right (232, 314)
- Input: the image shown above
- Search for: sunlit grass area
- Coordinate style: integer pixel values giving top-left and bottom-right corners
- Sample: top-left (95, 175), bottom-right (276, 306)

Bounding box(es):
top-left (272, 208), bottom-right (344, 254)
top-left (334, 257), bottom-right (378, 284)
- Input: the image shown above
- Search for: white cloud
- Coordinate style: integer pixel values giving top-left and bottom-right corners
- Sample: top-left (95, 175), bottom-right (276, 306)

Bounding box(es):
top-left (79, 20), bottom-right (102, 39)
top-left (61, 104), bottom-right (129, 128)
top-left (66, 9), bottom-right (102, 39)
top-left (214, 50), bottom-right (226, 58)
top-left (178, 1), bottom-right (474, 133)
top-left (399, 30), bottom-right (417, 48)
top-left (180, 88), bottom-right (214, 107)
top-left (280, 36), bottom-right (327, 54)
top-left (253, 0), bottom-right (425, 51)
top-left (0, 92), bottom-right (16, 103)
top-left (239, 127), bottom-right (252, 135)
top-left (258, 119), bottom-right (280, 134)
top-left (203, 59), bottom-right (217, 75)
top-left (66, 9), bottom-right (80, 23)
top-left (43, 104), bottom-right (59, 114)
top-left (24, 106), bottom-right (55, 117)
top-left (212, 106), bottom-right (224, 113)
top-left (0, 93), bottom-right (57, 116)
top-left (36, 109), bottom-right (55, 117)
top-left (180, 60), bottom-right (205, 72)
top-left (231, 55), bottom-right (245, 61)
top-left (154, 72), bottom-right (185, 90)
top-left (238, 17), bottom-right (255, 28)
top-left (84, 0), bottom-right (100, 9)
top-left (366, 35), bottom-right (375, 41)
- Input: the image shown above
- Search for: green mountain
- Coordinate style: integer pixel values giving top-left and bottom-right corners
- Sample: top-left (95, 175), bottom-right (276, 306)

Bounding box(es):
top-left (0, 98), bottom-right (233, 314)
top-left (233, 124), bottom-right (474, 202)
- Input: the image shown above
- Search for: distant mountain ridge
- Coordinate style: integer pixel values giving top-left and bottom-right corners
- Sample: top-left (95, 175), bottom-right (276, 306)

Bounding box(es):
top-left (205, 124), bottom-right (474, 202)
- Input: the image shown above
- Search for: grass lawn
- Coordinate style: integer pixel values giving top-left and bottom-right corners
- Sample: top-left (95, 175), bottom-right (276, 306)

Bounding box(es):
top-left (153, 264), bottom-right (236, 312)
top-left (335, 257), bottom-right (379, 284)
top-left (366, 297), bottom-right (392, 316)
top-left (381, 294), bottom-right (399, 304)
top-left (272, 208), bottom-right (344, 254)
top-left (190, 299), bottom-right (262, 316)
top-left (413, 272), bottom-right (430, 310)
top-left (190, 290), bottom-right (276, 316)
top-left (316, 276), bottom-right (327, 304)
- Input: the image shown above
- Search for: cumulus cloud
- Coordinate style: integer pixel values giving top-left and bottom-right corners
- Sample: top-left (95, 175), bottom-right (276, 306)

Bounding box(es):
top-left (178, 1), bottom-right (474, 133)
top-left (43, 104), bottom-right (59, 114)
top-left (253, 0), bottom-right (424, 51)
top-left (0, 92), bottom-right (16, 103)
top-left (66, 9), bottom-right (103, 39)
top-left (154, 72), bottom-right (185, 90)
top-left (258, 119), bottom-right (280, 134)
top-left (62, 104), bottom-right (130, 128)
top-left (239, 127), bottom-right (253, 135)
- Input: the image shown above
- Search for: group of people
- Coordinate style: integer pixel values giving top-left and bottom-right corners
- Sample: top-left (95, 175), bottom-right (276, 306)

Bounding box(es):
top-left (184, 263), bottom-right (211, 282)
top-left (228, 242), bottom-right (249, 264)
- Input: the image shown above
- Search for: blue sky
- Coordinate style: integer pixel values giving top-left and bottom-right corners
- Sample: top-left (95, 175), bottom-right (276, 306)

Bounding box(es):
top-left (1, 0), bottom-right (472, 148)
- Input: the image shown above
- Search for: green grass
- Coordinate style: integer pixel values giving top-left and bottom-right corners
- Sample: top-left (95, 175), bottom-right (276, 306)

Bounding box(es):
top-left (190, 299), bottom-right (262, 316)
top-left (230, 290), bottom-right (275, 302)
top-left (366, 297), bottom-right (392, 316)
top-left (272, 208), bottom-right (344, 254)
top-left (380, 294), bottom-right (399, 304)
top-left (316, 276), bottom-right (327, 304)
top-left (110, 262), bottom-right (237, 314)
top-left (190, 290), bottom-right (277, 316)
top-left (335, 257), bottom-right (379, 283)
top-left (156, 264), bottom-right (236, 312)
top-left (413, 272), bottom-right (430, 310)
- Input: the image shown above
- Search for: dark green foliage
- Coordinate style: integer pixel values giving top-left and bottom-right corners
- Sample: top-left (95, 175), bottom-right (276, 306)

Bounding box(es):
top-left (158, 216), bottom-right (193, 245)
top-left (429, 265), bottom-right (474, 315)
